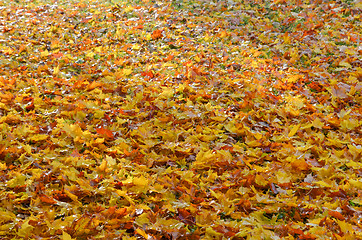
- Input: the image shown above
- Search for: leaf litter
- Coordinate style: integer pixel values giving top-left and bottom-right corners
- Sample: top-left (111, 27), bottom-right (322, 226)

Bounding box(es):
top-left (0, 0), bottom-right (361, 239)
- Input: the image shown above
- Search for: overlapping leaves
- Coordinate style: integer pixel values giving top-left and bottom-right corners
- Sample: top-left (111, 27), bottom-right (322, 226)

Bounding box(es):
top-left (0, 0), bottom-right (361, 239)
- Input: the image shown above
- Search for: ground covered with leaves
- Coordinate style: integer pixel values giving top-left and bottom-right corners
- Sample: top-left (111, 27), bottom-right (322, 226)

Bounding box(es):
top-left (0, 0), bottom-right (361, 239)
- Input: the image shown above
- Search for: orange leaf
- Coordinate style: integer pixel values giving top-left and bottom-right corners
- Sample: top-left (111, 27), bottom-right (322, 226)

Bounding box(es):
top-left (115, 208), bottom-right (127, 218)
top-left (124, 149), bottom-right (131, 156)
top-left (151, 29), bottom-right (163, 40)
top-left (328, 210), bottom-right (345, 221)
top-left (291, 158), bottom-right (310, 171)
top-left (87, 81), bottom-right (102, 91)
top-left (39, 195), bottom-right (57, 205)
top-left (133, 25), bottom-right (144, 30)
top-left (96, 127), bottom-right (114, 140)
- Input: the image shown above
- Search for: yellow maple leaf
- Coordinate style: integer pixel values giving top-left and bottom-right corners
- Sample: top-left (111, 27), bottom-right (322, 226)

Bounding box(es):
top-left (40, 50), bottom-right (50, 57)
top-left (255, 174), bottom-right (268, 186)
top-left (349, 179), bottom-right (362, 189)
top-left (22, 144), bottom-right (32, 154)
top-left (17, 219), bottom-right (34, 237)
top-left (314, 180), bottom-right (333, 188)
top-left (312, 118), bottom-right (324, 129)
top-left (133, 176), bottom-right (149, 189)
top-left (0, 162), bottom-right (6, 171)
top-left (29, 134), bottom-right (48, 142)
top-left (94, 46), bottom-right (102, 53)
top-left (7, 174), bottom-right (26, 188)
top-left (206, 226), bottom-right (223, 237)
top-left (62, 123), bottom-right (83, 139)
top-left (339, 61), bottom-right (352, 68)
top-left (135, 228), bottom-right (149, 238)
top-left (62, 231), bottom-right (74, 240)
top-left (123, 68), bottom-right (133, 76)
top-left (340, 118), bottom-right (359, 130)
top-left (98, 159), bottom-right (108, 172)
top-left (2, 47), bottom-right (14, 55)
top-left (132, 44), bottom-right (141, 50)
top-left (86, 51), bottom-right (95, 58)
top-left (124, 6), bottom-right (134, 12)
top-left (145, 33), bottom-right (152, 41)
top-left (288, 124), bottom-right (300, 137)
top-left (53, 65), bottom-right (60, 76)
top-left (276, 170), bottom-right (291, 184)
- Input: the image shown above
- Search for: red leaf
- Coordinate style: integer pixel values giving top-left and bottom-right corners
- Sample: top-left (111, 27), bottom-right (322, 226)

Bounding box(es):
top-left (141, 71), bottom-right (154, 78)
top-left (96, 127), bottom-right (114, 140)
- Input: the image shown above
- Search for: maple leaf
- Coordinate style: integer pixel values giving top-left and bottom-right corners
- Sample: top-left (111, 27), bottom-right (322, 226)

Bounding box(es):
top-left (151, 29), bottom-right (163, 40)
top-left (96, 126), bottom-right (114, 140)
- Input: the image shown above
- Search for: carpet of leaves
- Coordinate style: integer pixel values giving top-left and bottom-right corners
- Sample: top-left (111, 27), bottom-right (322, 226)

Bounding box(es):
top-left (0, 0), bottom-right (361, 239)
